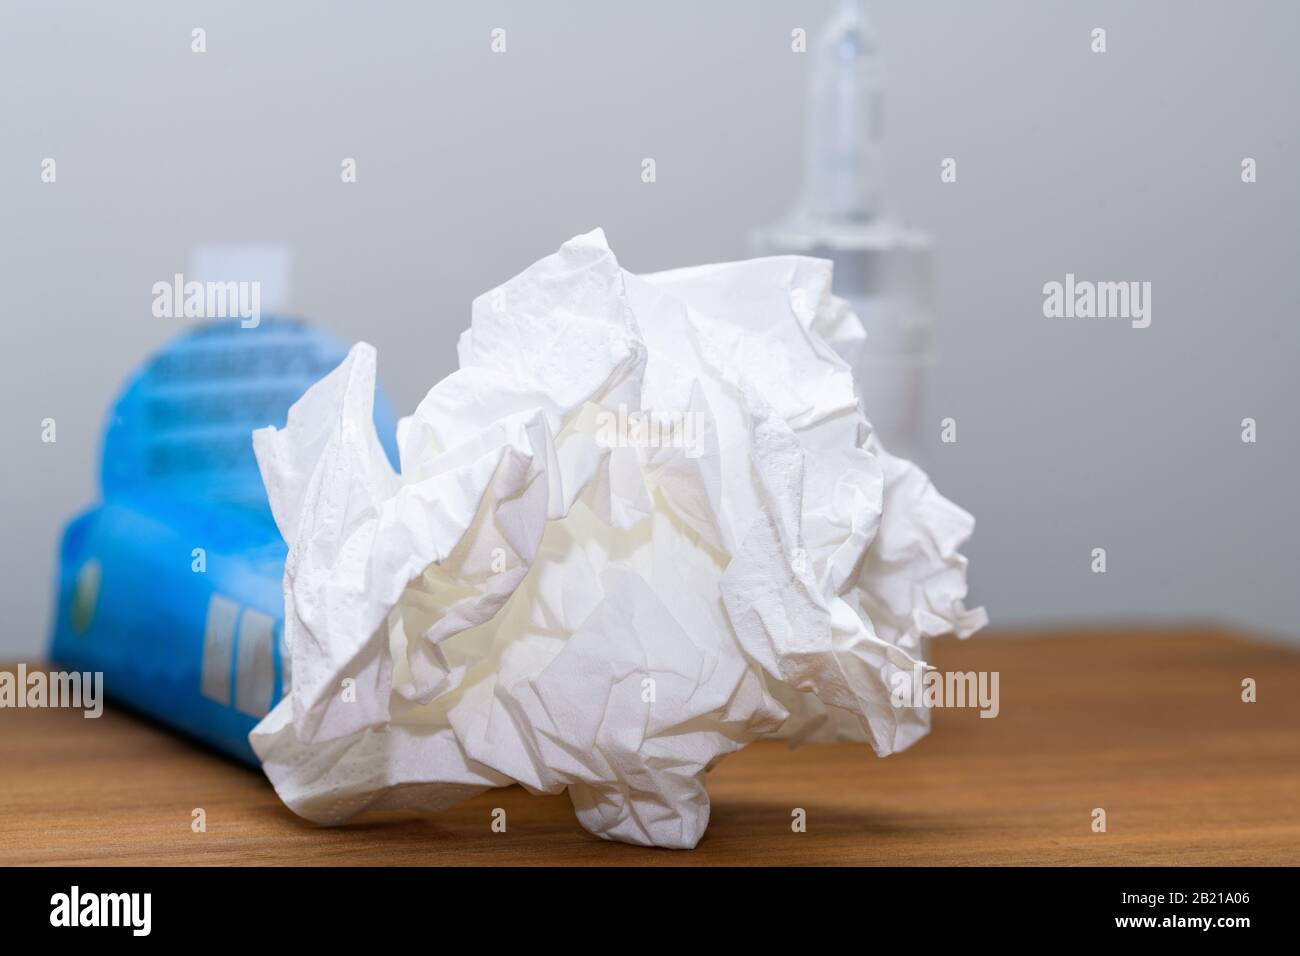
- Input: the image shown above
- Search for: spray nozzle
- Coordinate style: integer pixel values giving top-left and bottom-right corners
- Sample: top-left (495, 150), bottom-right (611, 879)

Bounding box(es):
top-left (800, 0), bottom-right (885, 224)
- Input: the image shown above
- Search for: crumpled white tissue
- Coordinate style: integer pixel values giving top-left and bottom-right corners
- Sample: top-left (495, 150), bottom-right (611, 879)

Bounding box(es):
top-left (250, 229), bottom-right (985, 849)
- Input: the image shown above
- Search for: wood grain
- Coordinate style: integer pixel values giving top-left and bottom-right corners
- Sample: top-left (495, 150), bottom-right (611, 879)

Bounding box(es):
top-left (3, 628), bottom-right (1298, 865)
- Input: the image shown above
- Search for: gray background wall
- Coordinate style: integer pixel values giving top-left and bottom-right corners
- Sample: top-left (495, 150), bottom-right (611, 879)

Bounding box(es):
top-left (2, 0), bottom-right (1297, 659)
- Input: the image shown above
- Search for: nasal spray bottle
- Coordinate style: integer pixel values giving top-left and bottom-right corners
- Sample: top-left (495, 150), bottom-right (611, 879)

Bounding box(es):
top-left (48, 246), bottom-right (399, 763)
top-left (751, 0), bottom-right (933, 459)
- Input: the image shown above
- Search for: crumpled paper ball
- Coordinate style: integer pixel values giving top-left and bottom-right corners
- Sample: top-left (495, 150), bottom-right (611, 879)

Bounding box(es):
top-left (250, 229), bottom-right (985, 848)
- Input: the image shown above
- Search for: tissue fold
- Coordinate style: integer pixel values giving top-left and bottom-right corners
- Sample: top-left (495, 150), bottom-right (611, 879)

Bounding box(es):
top-left (250, 229), bottom-right (985, 849)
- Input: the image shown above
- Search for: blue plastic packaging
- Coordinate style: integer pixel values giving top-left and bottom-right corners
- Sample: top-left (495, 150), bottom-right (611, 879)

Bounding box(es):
top-left (48, 319), bottom-right (399, 764)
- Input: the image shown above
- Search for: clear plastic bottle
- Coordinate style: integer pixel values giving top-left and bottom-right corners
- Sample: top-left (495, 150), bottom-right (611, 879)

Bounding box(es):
top-left (750, 0), bottom-right (934, 459)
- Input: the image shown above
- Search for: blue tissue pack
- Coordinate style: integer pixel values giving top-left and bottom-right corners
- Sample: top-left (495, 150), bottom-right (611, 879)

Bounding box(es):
top-left (48, 319), bottom-right (399, 764)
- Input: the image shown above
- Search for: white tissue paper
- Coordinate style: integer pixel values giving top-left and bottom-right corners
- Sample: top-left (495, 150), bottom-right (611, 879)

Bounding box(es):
top-left (250, 229), bottom-right (985, 849)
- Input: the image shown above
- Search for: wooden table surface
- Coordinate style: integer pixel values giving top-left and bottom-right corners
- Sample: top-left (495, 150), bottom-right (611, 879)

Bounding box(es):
top-left (3, 628), bottom-right (1298, 866)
